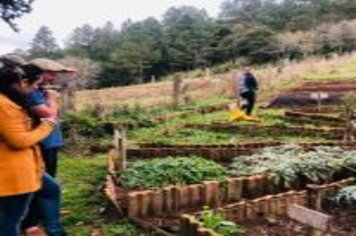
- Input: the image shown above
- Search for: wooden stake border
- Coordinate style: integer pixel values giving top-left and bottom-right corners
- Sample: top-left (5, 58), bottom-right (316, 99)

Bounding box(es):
top-left (178, 177), bottom-right (356, 236)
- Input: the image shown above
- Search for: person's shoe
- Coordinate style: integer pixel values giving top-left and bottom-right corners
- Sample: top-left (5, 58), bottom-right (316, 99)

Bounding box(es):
top-left (25, 227), bottom-right (47, 236)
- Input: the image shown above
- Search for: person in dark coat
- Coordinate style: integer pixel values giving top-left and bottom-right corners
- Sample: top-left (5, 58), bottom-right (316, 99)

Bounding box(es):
top-left (237, 68), bottom-right (259, 115)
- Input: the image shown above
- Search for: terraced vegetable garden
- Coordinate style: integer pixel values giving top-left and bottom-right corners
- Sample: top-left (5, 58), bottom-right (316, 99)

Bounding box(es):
top-left (107, 143), bottom-right (356, 234)
top-left (99, 96), bottom-right (356, 235)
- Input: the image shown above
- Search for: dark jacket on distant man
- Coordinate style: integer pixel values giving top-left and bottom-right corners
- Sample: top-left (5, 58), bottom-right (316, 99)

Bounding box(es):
top-left (237, 72), bottom-right (259, 115)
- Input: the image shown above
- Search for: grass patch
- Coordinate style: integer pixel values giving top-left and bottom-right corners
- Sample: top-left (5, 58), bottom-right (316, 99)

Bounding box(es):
top-left (299, 60), bottom-right (356, 81)
top-left (129, 110), bottom-right (230, 142)
top-left (58, 154), bottom-right (152, 235)
top-left (130, 108), bottom-right (332, 145)
top-left (148, 127), bottom-right (329, 145)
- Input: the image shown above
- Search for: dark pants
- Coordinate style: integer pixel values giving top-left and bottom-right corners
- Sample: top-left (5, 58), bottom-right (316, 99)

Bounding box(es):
top-left (42, 147), bottom-right (59, 178)
top-left (240, 91), bottom-right (256, 115)
top-left (21, 174), bottom-right (64, 236)
top-left (22, 147), bottom-right (60, 232)
top-left (0, 193), bottom-right (33, 236)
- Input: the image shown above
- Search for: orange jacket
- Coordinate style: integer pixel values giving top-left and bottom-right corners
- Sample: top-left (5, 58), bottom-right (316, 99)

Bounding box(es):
top-left (0, 94), bottom-right (54, 197)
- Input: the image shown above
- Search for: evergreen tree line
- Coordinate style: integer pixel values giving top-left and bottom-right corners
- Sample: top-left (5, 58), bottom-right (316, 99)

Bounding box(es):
top-left (23, 0), bottom-right (356, 89)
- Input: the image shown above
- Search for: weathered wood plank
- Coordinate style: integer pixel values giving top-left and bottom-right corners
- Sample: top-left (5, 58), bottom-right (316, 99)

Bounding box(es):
top-left (287, 204), bottom-right (332, 232)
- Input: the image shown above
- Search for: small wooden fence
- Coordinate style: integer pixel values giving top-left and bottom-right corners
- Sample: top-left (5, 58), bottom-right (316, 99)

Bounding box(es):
top-left (179, 177), bottom-right (356, 236)
top-left (127, 141), bottom-right (356, 161)
top-left (284, 110), bottom-right (345, 127)
top-left (186, 123), bottom-right (345, 140)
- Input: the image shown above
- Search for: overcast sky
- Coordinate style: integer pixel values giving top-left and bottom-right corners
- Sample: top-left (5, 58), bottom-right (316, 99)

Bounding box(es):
top-left (0, 0), bottom-right (222, 54)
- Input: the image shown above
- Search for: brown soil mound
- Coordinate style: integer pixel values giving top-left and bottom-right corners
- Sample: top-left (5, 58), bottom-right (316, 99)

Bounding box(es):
top-left (289, 80), bottom-right (356, 93)
top-left (269, 80), bottom-right (356, 108)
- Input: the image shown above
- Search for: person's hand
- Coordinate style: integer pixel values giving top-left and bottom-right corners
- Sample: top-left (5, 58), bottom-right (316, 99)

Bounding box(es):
top-left (40, 117), bottom-right (58, 125)
top-left (45, 89), bottom-right (60, 101)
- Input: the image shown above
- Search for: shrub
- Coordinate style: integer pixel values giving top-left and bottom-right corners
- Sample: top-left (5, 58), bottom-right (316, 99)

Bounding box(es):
top-left (62, 113), bottom-right (106, 138)
top-left (229, 145), bottom-right (356, 187)
top-left (110, 106), bottom-right (158, 128)
top-left (334, 185), bottom-right (356, 207)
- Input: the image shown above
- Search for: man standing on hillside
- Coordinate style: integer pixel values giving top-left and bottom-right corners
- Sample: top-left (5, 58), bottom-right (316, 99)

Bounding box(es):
top-left (236, 68), bottom-right (259, 115)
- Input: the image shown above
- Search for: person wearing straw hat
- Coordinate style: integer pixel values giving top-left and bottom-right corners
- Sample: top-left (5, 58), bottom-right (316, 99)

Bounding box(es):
top-left (22, 58), bottom-right (75, 236)
top-left (27, 58), bottom-right (75, 178)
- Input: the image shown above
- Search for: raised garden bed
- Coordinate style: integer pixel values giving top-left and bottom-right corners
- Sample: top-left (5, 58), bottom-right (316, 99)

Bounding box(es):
top-left (179, 177), bottom-right (356, 236)
top-left (268, 91), bottom-right (342, 108)
top-left (135, 140), bottom-right (356, 149)
top-left (155, 103), bottom-right (228, 122)
top-left (106, 145), bottom-right (356, 220)
top-left (288, 80), bottom-right (356, 93)
top-left (136, 141), bottom-right (284, 149)
top-left (180, 190), bottom-right (308, 236)
top-left (284, 110), bottom-right (345, 127)
top-left (127, 141), bottom-right (356, 161)
top-left (268, 80), bottom-right (356, 108)
top-left (132, 108), bottom-right (345, 146)
top-left (127, 147), bottom-right (253, 161)
top-left (290, 106), bottom-right (342, 114)
top-left (152, 123), bottom-right (188, 137)
top-left (186, 123), bottom-right (345, 140)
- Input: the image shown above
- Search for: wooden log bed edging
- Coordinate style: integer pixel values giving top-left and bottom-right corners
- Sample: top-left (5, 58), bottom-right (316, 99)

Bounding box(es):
top-left (127, 141), bottom-right (356, 160)
top-left (178, 177), bottom-right (356, 236)
top-left (106, 146), bottom-right (356, 219)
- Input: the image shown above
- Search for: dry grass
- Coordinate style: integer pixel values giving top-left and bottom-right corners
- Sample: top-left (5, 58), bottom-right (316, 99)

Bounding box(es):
top-left (75, 77), bottom-right (235, 110)
top-left (75, 53), bottom-right (356, 110)
top-left (256, 52), bottom-right (356, 104)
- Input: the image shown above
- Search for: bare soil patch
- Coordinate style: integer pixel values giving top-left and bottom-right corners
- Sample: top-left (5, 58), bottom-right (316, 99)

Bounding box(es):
top-left (269, 80), bottom-right (356, 108)
top-left (239, 207), bottom-right (356, 236)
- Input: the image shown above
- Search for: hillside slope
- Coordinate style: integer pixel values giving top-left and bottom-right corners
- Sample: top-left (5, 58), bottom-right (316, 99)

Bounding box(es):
top-left (75, 53), bottom-right (356, 110)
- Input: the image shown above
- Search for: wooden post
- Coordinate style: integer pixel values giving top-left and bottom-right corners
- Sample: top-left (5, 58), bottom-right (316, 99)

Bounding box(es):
top-left (345, 107), bottom-right (356, 141)
top-left (60, 83), bottom-right (69, 117)
top-left (307, 184), bottom-right (323, 211)
top-left (172, 74), bottom-right (182, 109)
top-left (317, 92), bottom-right (322, 113)
top-left (205, 68), bottom-right (210, 80)
top-left (352, 117), bottom-right (356, 141)
top-left (114, 127), bottom-right (127, 171)
top-left (60, 80), bottom-right (76, 117)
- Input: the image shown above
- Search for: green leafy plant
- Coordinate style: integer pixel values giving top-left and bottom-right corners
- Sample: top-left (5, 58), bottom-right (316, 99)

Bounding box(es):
top-left (229, 145), bottom-right (356, 187)
top-left (62, 113), bottom-right (107, 138)
top-left (334, 185), bottom-right (356, 207)
top-left (103, 220), bottom-right (153, 236)
top-left (120, 157), bottom-right (228, 188)
top-left (199, 207), bottom-right (245, 236)
top-left (110, 105), bottom-right (159, 128)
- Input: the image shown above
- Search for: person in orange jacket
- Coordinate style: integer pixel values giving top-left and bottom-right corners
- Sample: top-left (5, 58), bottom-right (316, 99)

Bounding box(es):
top-left (0, 55), bottom-right (61, 236)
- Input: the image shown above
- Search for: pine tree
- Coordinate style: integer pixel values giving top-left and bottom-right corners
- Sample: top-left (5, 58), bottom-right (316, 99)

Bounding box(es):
top-left (163, 6), bottom-right (216, 71)
top-left (66, 24), bottom-right (96, 57)
top-left (29, 26), bottom-right (60, 58)
top-left (90, 21), bottom-right (119, 61)
top-left (0, 0), bottom-right (33, 31)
